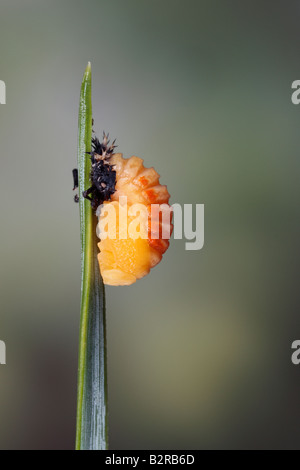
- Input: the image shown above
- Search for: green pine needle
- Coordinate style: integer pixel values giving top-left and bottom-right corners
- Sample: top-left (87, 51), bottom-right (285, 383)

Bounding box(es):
top-left (75, 62), bottom-right (108, 451)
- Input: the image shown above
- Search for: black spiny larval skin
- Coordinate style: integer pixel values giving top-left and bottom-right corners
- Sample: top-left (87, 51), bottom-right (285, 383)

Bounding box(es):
top-left (73, 132), bottom-right (117, 210)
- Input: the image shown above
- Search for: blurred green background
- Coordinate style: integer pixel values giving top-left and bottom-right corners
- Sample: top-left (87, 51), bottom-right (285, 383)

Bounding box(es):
top-left (0, 0), bottom-right (300, 450)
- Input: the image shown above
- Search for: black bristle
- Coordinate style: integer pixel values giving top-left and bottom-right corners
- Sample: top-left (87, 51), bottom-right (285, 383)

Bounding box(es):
top-left (92, 136), bottom-right (104, 155)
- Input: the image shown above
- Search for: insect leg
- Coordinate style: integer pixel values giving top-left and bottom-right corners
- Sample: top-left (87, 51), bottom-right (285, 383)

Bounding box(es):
top-left (82, 186), bottom-right (94, 201)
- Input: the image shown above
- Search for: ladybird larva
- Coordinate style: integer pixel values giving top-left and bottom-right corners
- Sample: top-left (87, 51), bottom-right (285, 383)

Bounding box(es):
top-left (96, 152), bottom-right (173, 286)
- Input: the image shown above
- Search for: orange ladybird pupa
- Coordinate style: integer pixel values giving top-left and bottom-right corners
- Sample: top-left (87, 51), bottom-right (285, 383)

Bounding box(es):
top-left (74, 133), bottom-right (172, 286)
top-left (96, 150), bottom-right (173, 286)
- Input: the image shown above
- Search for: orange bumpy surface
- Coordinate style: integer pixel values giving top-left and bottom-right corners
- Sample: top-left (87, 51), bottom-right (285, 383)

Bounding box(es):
top-left (96, 153), bottom-right (172, 286)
